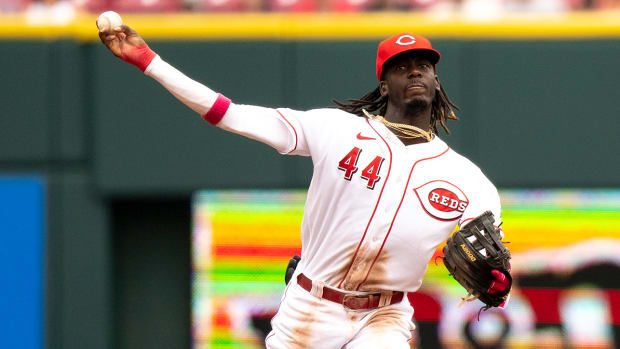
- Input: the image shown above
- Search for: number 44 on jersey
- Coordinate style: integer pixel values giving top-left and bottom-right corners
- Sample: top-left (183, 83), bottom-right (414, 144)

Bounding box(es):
top-left (338, 147), bottom-right (385, 190)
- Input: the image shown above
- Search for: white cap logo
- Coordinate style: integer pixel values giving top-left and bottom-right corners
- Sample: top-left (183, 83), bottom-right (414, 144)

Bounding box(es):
top-left (395, 35), bottom-right (416, 46)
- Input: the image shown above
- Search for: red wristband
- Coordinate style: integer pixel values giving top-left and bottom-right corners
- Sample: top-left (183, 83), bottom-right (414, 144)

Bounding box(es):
top-left (121, 44), bottom-right (157, 72)
top-left (202, 94), bottom-right (231, 125)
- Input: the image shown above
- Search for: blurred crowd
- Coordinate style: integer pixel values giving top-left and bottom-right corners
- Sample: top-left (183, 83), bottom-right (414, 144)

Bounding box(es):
top-left (2, 0), bottom-right (620, 15)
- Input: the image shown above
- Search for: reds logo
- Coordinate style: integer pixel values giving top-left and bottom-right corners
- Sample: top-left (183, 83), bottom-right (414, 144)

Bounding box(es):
top-left (414, 180), bottom-right (469, 221)
top-left (395, 35), bottom-right (416, 46)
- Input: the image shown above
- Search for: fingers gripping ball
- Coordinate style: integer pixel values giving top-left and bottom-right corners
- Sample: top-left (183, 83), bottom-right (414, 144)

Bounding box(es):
top-left (97, 11), bottom-right (123, 32)
top-left (96, 19), bottom-right (156, 72)
top-left (442, 211), bottom-right (512, 309)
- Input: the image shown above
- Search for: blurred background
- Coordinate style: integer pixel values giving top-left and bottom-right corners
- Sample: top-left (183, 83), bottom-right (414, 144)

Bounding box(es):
top-left (2, 0), bottom-right (620, 17)
top-left (1, 2), bottom-right (619, 349)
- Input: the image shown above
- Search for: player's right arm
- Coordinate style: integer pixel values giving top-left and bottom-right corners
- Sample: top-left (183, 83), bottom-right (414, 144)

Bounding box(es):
top-left (98, 25), bottom-right (306, 155)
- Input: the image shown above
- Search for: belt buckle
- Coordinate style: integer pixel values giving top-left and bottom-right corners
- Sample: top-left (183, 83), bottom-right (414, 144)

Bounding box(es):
top-left (342, 293), bottom-right (377, 311)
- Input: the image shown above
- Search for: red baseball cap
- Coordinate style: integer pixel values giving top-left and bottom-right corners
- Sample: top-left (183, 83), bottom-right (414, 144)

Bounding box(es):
top-left (376, 33), bottom-right (440, 81)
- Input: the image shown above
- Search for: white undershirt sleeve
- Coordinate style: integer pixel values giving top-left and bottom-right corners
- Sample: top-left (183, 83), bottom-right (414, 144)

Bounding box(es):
top-left (143, 55), bottom-right (297, 154)
top-left (145, 55), bottom-right (218, 115)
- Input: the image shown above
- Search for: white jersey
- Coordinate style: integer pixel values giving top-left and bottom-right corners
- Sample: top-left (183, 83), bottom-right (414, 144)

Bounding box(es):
top-left (145, 56), bottom-right (501, 293)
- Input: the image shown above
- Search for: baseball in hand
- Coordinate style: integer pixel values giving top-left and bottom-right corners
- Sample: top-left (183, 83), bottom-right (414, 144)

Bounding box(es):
top-left (97, 11), bottom-right (123, 31)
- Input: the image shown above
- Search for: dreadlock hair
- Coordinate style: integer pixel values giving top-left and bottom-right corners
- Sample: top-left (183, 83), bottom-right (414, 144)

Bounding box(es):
top-left (333, 81), bottom-right (460, 134)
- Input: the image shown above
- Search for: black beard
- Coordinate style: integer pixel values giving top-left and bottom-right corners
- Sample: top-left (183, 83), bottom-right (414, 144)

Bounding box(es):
top-left (404, 97), bottom-right (430, 116)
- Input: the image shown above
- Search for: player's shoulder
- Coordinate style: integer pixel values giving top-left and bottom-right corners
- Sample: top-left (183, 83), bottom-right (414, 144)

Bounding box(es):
top-left (444, 145), bottom-right (481, 172)
top-left (443, 143), bottom-right (497, 188)
top-left (279, 107), bottom-right (364, 125)
top-left (306, 107), bottom-right (362, 120)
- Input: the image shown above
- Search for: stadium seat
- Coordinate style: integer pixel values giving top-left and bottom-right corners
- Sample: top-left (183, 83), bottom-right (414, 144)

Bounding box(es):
top-left (328, 0), bottom-right (377, 12)
top-left (195, 0), bottom-right (261, 12)
top-left (110, 0), bottom-right (180, 13)
top-left (71, 0), bottom-right (111, 13)
top-left (1, 0), bottom-right (32, 13)
top-left (268, 0), bottom-right (320, 12)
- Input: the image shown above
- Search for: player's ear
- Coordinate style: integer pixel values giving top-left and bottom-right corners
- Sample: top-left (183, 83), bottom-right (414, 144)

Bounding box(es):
top-left (434, 76), bottom-right (440, 91)
top-left (379, 81), bottom-right (388, 97)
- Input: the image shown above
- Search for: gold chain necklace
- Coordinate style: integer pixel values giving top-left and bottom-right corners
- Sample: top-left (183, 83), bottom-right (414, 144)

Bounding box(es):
top-left (362, 109), bottom-right (433, 142)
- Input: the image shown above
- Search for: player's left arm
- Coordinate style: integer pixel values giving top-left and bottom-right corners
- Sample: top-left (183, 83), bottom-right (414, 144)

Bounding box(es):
top-left (458, 173), bottom-right (511, 303)
top-left (458, 172), bottom-right (502, 231)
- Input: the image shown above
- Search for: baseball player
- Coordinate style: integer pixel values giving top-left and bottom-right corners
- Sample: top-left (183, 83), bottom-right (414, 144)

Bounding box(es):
top-left (98, 25), bottom-right (510, 349)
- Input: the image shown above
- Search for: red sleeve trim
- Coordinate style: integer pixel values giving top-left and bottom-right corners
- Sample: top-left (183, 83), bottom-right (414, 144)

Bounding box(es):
top-left (202, 93), bottom-right (231, 125)
top-left (275, 109), bottom-right (298, 153)
top-left (459, 217), bottom-right (474, 226)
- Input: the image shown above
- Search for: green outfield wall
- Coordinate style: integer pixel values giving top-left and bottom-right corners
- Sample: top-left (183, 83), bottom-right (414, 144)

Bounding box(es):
top-left (3, 39), bottom-right (619, 192)
top-left (1, 36), bottom-right (618, 349)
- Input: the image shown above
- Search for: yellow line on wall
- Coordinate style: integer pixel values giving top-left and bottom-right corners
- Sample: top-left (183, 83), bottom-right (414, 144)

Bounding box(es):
top-left (2, 11), bottom-right (620, 41)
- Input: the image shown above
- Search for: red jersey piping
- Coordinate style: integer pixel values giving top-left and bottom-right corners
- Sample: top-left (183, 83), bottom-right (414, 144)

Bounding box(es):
top-left (337, 118), bottom-right (393, 289)
top-left (356, 146), bottom-right (450, 290)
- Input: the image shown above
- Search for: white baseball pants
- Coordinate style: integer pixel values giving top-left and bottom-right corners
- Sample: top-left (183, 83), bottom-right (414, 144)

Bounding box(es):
top-left (265, 280), bottom-right (415, 349)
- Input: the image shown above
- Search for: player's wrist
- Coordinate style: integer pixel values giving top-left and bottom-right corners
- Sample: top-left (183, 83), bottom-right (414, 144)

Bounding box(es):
top-left (122, 44), bottom-right (157, 72)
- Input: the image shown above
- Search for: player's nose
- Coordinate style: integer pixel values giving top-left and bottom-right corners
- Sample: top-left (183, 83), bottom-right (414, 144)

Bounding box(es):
top-left (407, 66), bottom-right (423, 78)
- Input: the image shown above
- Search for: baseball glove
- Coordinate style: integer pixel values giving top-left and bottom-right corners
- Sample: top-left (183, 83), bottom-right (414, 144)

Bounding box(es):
top-left (442, 211), bottom-right (512, 309)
